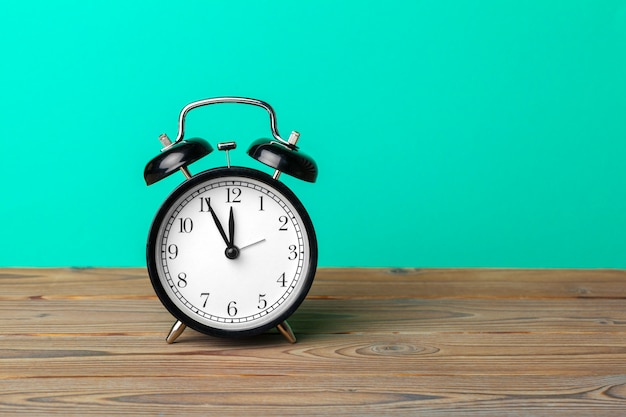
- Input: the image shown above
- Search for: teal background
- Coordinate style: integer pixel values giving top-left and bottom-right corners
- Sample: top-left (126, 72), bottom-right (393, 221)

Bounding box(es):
top-left (1, 1), bottom-right (626, 268)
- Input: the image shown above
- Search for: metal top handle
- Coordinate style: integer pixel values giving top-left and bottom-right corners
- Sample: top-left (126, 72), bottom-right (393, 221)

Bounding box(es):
top-left (170, 97), bottom-right (288, 145)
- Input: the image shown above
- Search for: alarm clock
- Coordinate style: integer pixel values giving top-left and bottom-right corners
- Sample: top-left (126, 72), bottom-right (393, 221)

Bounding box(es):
top-left (143, 97), bottom-right (318, 344)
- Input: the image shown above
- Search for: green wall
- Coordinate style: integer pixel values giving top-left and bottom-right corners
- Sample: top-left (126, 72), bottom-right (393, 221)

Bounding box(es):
top-left (1, 1), bottom-right (626, 268)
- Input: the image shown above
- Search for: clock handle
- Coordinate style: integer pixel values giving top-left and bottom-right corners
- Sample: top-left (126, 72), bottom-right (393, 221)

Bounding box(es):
top-left (155, 96), bottom-right (318, 183)
top-left (169, 97), bottom-right (290, 146)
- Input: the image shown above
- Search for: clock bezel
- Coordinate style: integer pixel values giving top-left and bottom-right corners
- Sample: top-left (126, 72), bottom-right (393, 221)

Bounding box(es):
top-left (146, 166), bottom-right (318, 339)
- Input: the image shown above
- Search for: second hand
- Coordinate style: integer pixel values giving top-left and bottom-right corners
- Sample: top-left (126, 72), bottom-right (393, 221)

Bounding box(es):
top-left (239, 239), bottom-right (266, 251)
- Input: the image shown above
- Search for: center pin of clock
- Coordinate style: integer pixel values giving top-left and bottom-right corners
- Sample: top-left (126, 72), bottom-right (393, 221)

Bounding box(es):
top-left (225, 245), bottom-right (240, 260)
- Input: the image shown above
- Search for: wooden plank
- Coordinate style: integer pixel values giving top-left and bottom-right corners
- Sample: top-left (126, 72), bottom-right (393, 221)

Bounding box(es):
top-left (2, 297), bottom-right (626, 335)
top-left (1, 268), bottom-right (626, 416)
top-left (3, 332), bottom-right (626, 378)
top-left (2, 268), bottom-right (626, 300)
top-left (2, 364), bottom-right (626, 414)
top-left (2, 374), bottom-right (626, 417)
top-left (2, 331), bottom-right (626, 415)
top-left (0, 268), bottom-right (151, 300)
top-left (310, 268), bottom-right (626, 300)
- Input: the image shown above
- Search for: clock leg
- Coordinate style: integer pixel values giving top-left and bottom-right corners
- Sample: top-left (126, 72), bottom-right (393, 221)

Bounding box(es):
top-left (165, 320), bottom-right (187, 344)
top-left (276, 320), bottom-right (297, 344)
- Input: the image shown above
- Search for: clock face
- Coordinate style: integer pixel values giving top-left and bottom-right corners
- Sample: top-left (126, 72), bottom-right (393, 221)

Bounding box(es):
top-left (147, 167), bottom-right (317, 337)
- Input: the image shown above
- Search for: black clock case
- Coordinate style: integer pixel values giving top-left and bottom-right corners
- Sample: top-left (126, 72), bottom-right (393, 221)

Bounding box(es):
top-left (146, 166), bottom-right (318, 339)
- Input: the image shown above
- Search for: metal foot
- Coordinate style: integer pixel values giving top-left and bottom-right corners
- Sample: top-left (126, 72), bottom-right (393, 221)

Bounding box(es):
top-left (166, 320), bottom-right (186, 344)
top-left (276, 320), bottom-right (297, 344)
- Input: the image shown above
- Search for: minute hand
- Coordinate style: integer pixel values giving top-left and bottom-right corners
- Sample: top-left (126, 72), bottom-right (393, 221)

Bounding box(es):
top-left (208, 203), bottom-right (230, 247)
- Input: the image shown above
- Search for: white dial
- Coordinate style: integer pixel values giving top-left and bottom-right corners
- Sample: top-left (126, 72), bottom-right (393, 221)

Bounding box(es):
top-left (147, 167), bottom-right (317, 337)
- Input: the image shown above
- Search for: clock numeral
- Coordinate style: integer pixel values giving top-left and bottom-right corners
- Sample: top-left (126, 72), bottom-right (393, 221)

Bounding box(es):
top-left (167, 244), bottom-right (178, 259)
top-left (226, 187), bottom-right (242, 203)
top-left (177, 272), bottom-right (188, 288)
top-left (199, 197), bottom-right (211, 212)
top-left (278, 216), bottom-right (289, 231)
top-left (201, 292), bottom-right (210, 308)
top-left (178, 217), bottom-right (193, 233)
top-left (288, 245), bottom-right (298, 260)
top-left (227, 301), bottom-right (238, 317)
top-left (257, 294), bottom-right (267, 310)
top-left (277, 272), bottom-right (287, 287)
top-left (259, 196), bottom-right (264, 211)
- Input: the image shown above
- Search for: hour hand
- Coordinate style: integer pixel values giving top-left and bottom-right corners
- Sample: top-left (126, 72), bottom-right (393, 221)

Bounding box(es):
top-left (224, 207), bottom-right (240, 259)
top-left (228, 206), bottom-right (235, 247)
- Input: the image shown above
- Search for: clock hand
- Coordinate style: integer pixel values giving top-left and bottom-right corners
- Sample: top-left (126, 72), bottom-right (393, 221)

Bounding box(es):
top-left (221, 205), bottom-right (240, 260)
top-left (207, 202), bottom-right (230, 248)
top-left (239, 238), bottom-right (266, 251)
top-left (228, 206), bottom-right (235, 247)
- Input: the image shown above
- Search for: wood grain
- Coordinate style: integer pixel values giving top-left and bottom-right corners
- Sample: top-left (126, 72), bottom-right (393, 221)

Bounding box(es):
top-left (1, 268), bottom-right (626, 416)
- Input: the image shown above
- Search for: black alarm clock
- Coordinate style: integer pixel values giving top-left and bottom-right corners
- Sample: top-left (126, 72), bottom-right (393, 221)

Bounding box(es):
top-left (144, 97), bottom-right (318, 344)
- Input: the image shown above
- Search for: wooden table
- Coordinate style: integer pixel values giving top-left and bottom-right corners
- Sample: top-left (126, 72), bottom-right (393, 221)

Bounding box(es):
top-left (2, 268), bottom-right (626, 416)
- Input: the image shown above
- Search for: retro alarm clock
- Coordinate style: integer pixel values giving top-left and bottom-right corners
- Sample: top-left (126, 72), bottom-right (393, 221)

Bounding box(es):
top-left (143, 97), bottom-right (318, 344)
